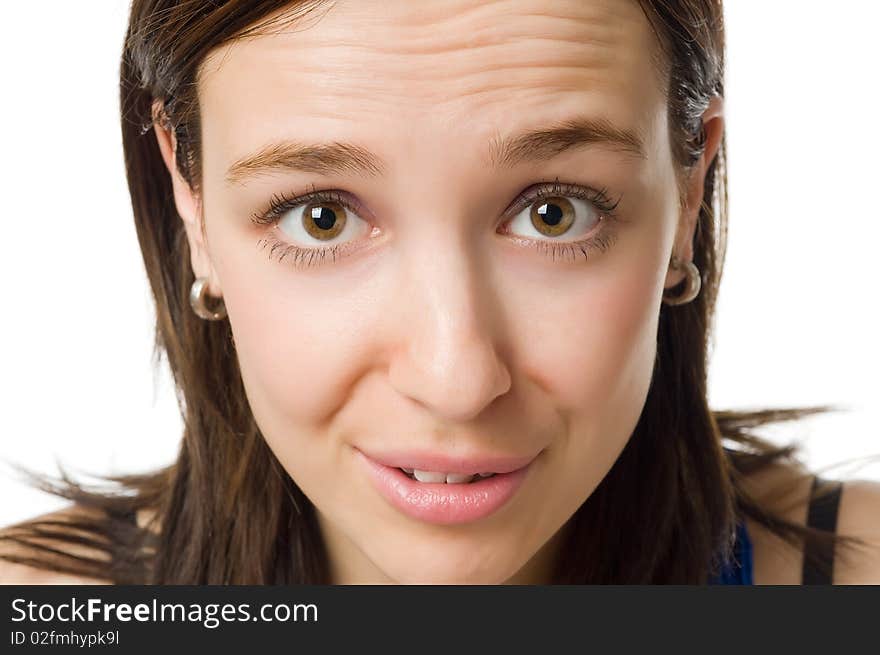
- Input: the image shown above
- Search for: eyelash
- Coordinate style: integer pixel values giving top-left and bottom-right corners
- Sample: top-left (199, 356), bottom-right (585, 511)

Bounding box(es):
top-left (250, 177), bottom-right (623, 270)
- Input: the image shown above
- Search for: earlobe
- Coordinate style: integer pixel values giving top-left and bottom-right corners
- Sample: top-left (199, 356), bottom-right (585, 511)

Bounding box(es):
top-left (151, 102), bottom-right (222, 295)
top-left (664, 95), bottom-right (724, 290)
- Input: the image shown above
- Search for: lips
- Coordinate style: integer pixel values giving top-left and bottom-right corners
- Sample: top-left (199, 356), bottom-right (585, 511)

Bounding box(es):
top-left (355, 448), bottom-right (539, 525)
top-left (356, 448), bottom-right (539, 476)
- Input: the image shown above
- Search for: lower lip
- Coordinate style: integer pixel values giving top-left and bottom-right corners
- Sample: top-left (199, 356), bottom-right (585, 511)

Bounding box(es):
top-left (355, 449), bottom-right (534, 526)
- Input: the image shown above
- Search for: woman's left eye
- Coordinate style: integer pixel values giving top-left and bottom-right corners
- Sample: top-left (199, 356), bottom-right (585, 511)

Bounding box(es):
top-left (251, 180), bottom-right (622, 270)
top-left (500, 180), bottom-right (622, 262)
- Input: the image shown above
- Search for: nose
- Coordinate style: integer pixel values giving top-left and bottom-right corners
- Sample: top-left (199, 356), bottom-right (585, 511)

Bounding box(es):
top-left (386, 237), bottom-right (512, 423)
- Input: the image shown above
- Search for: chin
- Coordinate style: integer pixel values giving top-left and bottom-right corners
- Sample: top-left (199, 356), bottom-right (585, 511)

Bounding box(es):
top-left (377, 551), bottom-right (522, 585)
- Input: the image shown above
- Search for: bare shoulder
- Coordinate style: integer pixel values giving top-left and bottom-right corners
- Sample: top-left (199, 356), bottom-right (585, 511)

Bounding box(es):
top-left (740, 460), bottom-right (880, 584)
top-left (740, 460), bottom-right (814, 585)
top-left (0, 506), bottom-right (111, 585)
top-left (832, 479), bottom-right (880, 583)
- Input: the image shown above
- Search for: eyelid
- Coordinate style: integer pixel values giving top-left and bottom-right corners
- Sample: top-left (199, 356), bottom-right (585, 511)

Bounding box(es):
top-left (505, 178), bottom-right (622, 221)
top-left (250, 185), bottom-right (368, 227)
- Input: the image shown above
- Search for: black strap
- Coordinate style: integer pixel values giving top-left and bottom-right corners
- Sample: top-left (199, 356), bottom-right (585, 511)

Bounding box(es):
top-left (801, 476), bottom-right (843, 585)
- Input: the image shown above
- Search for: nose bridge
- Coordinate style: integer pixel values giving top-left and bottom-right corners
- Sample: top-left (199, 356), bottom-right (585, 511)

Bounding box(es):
top-left (387, 230), bottom-right (512, 423)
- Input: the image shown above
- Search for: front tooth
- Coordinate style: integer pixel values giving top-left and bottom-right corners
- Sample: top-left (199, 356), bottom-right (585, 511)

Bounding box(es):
top-left (477, 472), bottom-right (496, 478)
top-left (412, 469), bottom-right (447, 483)
top-left (446, 473), bottom-right (476, 484)
top-left (402, 468), bottom-right (414, 475)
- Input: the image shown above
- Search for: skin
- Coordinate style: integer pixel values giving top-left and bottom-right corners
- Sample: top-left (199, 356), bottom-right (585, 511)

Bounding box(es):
top-left (147, 0), bottom-right (732, 584)
top-left (1, 0), bottom-right (877, 587)
top-left (155, 0), bottom-right (727, 584)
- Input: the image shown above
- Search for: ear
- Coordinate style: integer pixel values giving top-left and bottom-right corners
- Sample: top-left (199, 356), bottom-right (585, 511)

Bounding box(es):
top-left (152, 101), bottom-right (222, 296)
top-left (664, 95), bottom-right (724, 289)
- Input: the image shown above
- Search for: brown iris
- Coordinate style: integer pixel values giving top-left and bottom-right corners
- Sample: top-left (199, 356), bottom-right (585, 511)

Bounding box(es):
top-left (530, 197), bottom-right (575, 237)
top-left (302, 201), bottom-right (346, 241)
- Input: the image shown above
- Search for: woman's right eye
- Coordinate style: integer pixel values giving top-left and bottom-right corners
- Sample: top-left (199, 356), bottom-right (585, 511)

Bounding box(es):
top-left (251, 188), bottom-right (379, 270)
top-left (275, 197), bottom-right (372, 247)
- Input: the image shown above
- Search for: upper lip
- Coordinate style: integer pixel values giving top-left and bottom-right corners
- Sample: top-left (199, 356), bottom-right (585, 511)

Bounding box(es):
top-left (357, 447), bottom-right (541, 475)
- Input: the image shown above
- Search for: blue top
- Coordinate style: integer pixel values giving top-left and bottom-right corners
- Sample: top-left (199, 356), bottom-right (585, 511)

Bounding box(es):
top-left (708, 519), bottom-right (754, 585)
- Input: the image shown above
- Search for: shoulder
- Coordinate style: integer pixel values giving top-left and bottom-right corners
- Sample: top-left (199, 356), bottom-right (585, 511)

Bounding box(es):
top-left (0, 506), bottom-right (112, 585)
top-left (741, 461), bottom-right (880, 584)
top-left (832, 478), bottom-right (880, 583)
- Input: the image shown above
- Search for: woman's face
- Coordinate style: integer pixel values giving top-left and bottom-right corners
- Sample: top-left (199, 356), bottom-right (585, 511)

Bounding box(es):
top-left (166, 0), bottom-right (702, 583)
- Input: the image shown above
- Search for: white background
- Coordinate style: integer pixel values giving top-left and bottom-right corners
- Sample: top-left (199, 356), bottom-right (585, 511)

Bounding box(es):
top-left (1, 2), bottom-right (877, 527)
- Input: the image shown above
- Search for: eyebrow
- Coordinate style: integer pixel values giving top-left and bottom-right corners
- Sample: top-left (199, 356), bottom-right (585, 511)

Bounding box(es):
top-left (226, 141), bottom-right (384, 185)
top-left (224, 115), bottom-right (646, 185)
top-left (488, 115), bottom-right (647, 168)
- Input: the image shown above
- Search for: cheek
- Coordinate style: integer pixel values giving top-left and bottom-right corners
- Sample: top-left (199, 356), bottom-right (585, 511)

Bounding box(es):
top-left (524, 267), bottom-right (660, 424)
top-left (510, 242), bottom-right (666, 517)
top-left (208, 225), bottom-right (369, 430)
top-left (511, 213), bottom-right (673, 510)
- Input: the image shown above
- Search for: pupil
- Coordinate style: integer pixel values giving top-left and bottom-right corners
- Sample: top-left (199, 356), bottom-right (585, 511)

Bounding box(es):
top-left (538, 202), bottom-right (563, 226)
top-left (311, 206), bottom-right (337, 230)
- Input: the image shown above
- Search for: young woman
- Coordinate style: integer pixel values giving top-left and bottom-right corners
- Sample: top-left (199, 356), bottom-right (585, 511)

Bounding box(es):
top-left (1, 0), bottom-right (878, 585)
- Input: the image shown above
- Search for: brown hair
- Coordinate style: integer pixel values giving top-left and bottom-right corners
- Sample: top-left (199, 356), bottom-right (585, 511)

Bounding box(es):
top-left (0, 0), bottom-right (867, 583)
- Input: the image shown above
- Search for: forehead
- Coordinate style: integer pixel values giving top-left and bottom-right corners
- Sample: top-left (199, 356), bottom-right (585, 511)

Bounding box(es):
top-left (197, 0), bottom-right (665, 173)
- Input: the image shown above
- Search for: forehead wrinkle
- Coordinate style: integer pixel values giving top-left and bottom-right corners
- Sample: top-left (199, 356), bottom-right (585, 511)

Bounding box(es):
top-left (203, 38), bottom-right (624, 91)
top-left (202, 36), bottom-right (637, 123)
top-left (198, 0), bottom-right (666, 183)
top-left (199, 0), bottom-right (655, 92)
top-left (307, 0), bottom-right (650, 57)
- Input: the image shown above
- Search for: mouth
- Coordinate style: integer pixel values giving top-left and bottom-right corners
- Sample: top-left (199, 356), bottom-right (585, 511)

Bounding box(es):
top-left (355, 447), bottom-right (539, 477)
top-left (398, 468), bottom-right (498, 484)
top-left (355, 448), bottom-right (539, 525)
